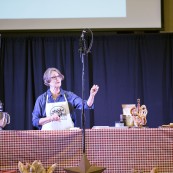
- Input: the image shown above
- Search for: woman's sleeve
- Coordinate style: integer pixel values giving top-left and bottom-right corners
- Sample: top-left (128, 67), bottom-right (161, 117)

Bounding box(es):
top-left (32, 95), bottom-right (45, 130)
top-left (68, 91), bottom-right (94, 109)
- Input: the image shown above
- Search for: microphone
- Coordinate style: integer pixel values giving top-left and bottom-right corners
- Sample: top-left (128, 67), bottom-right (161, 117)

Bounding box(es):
top-left (79, 30), bottom-right (86, 52)
top-left (81, 30), bottom-right (87, 38)
top-left (79, 29), bottom-right (89, 55)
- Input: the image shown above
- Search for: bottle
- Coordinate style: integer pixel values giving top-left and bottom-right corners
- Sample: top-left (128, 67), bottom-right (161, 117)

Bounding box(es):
top-left (0, 100), bottom-right (3, 112)
top-left (136, 98), bottom-right (140, 114)
top-left (120, 114), bottom-right (124, 123)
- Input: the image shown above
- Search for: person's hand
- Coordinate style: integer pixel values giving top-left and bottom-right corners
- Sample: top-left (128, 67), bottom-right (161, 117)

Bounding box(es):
top-left (87, 85), bottom-right (99, 107)
top-left (90, 84), bottom-right (99, 96)
top-left (50, 113), bottom-right (60, 121)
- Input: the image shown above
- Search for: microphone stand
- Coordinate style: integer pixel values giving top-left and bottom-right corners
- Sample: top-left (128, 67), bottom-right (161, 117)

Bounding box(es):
top-left (64, 29), bottom-right (106, 173)
top-left (80, 31), bottom-right (87, 155)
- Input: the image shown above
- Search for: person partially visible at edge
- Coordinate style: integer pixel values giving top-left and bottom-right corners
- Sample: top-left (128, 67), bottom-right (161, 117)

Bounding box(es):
top-left (32, 67), bottom-right (99, 130)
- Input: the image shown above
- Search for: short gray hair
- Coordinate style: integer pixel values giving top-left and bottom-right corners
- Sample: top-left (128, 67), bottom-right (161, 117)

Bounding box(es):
top-left (43, 67), bottom-right (64, 86)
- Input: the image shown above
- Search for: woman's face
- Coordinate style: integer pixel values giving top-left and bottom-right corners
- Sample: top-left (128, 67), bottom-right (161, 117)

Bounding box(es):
top-left (49, 71), bottom-right (62, 89)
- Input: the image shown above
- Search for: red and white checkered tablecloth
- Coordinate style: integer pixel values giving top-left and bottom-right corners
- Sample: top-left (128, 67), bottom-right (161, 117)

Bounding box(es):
top-left (0, 128), bottom-right (173, 173)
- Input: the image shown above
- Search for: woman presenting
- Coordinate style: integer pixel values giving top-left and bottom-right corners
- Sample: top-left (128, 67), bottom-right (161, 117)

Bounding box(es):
top-left (32, 67), bottom-right (99, 130)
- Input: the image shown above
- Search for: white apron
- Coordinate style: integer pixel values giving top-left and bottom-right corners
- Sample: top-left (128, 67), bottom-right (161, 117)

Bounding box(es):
top-left (42, 94), bottom-right (74, 130)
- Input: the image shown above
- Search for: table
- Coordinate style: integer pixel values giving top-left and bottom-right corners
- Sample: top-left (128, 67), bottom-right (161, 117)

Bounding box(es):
top-left (0, 128), bottom-right (173, 173)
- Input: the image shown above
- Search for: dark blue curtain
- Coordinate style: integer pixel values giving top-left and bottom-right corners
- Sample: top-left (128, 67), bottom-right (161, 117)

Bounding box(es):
top-left (0, 32), bottom-right (173, 130)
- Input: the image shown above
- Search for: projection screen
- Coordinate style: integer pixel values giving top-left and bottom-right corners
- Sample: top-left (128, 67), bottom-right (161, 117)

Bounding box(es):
top-left (0, 0), bottom-right (162, 31)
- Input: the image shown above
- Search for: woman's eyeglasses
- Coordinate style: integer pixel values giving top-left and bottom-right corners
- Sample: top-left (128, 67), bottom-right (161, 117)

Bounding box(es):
top-left (50, 75), bottom-right (61, 80)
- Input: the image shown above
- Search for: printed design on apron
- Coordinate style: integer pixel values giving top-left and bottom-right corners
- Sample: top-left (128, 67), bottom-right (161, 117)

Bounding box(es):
top-left (50, 106), bottom-right (67, 120)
